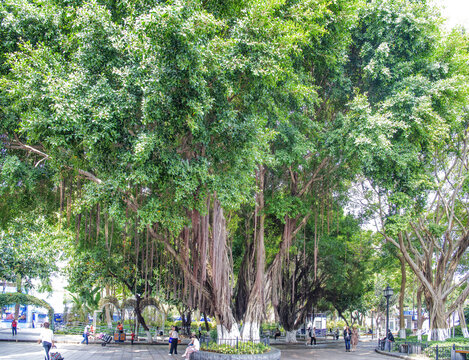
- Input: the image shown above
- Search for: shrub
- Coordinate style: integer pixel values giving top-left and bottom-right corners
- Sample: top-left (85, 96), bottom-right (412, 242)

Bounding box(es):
top-left (201, 341), bottom-right (270, 355)
top-left (210, 329), bottom-right (218, 341)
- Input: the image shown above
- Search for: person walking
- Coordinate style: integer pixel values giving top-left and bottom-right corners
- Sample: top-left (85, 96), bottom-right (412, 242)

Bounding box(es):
top-left (182, 332), bottom-right (200, 359)
top-left (11, 318), bottom-right (17, 337)
top-left (343, 326), bottom-right (352, 352)
top-left (38, 322), bottom-right (54, 360)
top-left (351, 326), bottom-right (358, 351)
top-left (168, 325), bottom-right (179, 355)
top-left (309, 327), bottom-right (317, 345)
top-left (81, 324), bottom-right (90, 344)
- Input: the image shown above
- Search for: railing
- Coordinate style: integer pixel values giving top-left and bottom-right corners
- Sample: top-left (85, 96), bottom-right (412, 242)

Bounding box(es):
top-left (377, 340), bottom-right (469, 360)
top-left (200, 335), bottom-right (270, 348)
top-left (425, 344), bottom-right (469, 360)
top-left (377, 338), bottom-right (429, 353)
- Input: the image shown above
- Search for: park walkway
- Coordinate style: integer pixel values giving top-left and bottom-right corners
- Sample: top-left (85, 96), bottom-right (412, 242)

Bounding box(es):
top-left (0, 329), bottom-right (404, 360)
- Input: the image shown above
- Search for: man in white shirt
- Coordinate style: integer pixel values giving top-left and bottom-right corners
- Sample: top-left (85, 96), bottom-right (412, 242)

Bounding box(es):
top-left (81, 324), bottom-right (90, 344)
top-left (38, 322), bottom-right (54, 360)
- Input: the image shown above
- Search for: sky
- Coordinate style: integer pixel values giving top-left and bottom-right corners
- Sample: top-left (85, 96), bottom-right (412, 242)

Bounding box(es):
top-left (435, 0), bottom-right (469, 29)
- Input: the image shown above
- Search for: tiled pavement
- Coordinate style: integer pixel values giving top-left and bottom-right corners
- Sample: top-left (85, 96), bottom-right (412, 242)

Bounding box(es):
top-left (0, 342), bottom-right (177, 360)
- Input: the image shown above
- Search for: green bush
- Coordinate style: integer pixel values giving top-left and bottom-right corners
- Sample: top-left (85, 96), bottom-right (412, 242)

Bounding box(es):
top-left (201, 341), bottom-right (270, 355)
top-left (453, 326), bottom-right (469, 337)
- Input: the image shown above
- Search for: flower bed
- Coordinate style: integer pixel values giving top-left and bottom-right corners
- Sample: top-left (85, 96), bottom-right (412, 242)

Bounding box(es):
top-left (202, 342), bottom-right (270, 355)
top-left (191, 347), bottom-right (280, 360)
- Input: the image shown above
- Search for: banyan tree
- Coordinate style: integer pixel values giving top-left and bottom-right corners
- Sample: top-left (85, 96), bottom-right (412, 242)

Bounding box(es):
top-left (1, 0), bottom-right (354, 343)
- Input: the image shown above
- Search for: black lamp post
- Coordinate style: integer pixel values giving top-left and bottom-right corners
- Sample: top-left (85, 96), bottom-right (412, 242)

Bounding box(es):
top-left (383, 285), bottom-right (394, 336)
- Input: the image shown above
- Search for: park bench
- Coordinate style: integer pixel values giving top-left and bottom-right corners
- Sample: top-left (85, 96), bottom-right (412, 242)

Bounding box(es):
top-left (451, 348), bottom-right (469, 360)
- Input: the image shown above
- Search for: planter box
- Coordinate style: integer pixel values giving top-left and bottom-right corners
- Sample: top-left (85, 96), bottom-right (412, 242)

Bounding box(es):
top-left (191, 348), bottom-right (281, 360)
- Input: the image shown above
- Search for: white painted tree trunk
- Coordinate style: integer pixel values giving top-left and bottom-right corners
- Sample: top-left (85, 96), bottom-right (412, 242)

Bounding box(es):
top-left (416, 329), bottom-right (422, 341)
top-left (240, 321), bottom-right (260, 342)
top-left (458, 306), bottom-right (469, 338)
top-left (399, 329), bottom-right (406, 339)
top-left (428, 328), bottom-right (449, 341)
top-left (217, 323), bottom-right (240, 346)
top-left (145, 330), bottom-right (152, 343)
top-left (285, 330), bottom-right (298, 343)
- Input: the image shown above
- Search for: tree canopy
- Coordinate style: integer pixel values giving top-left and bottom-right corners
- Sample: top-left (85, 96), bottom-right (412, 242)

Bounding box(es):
top-left (0, 0), bottom-right (468, 342)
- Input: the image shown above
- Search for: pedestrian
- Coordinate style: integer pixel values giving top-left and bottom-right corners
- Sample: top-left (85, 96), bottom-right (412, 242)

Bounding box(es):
top-left (351, 326), bottom-right (358, 351)
top-left (343, 326), bottom-right (352, 352)
top-left (309, 327), bottom-right (317, 345)
top-left (386, 329), bottom-right (394, 351)
top-left (168, 325), bottom-right (179, 355)
top-left (11, 318), bottom-right (17, 336)
top-left (117, 322), bottom-right (124, 334)
top-left (81, 324), bottom-right (90, 344)
top-left (38, 321), bottom-right (54, 360)
top-left (131, 331), bottom-right (135, 345)
top-left (182, 332), bottom-right (200, 359)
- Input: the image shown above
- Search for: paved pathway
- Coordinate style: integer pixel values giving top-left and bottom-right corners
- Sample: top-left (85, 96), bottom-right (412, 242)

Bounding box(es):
top-left (0, 329), bottom-right (393, 360)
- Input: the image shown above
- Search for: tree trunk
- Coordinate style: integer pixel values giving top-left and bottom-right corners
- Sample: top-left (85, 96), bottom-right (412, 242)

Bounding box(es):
top-left (14, 274), bottom-right (21, 321)
top-left (398, 254), bottom-right (406, 339)
top-left (105, 285), bottom-right (112, 328)
top-left (458, 305), bottom-right (469, 338)
top-left (239, 168), bottom-right (266, 342)
top-left (426, 295), bottom-right (449, 341)
top-left (285, 330), bottom-right (298, 343)
top-left (216, 319), bottom-right (240, 345)
top-left (135, 295), bottom-right (150, 333)
top-left (210, 199), bottom-right (239, 342)
top-left (416, 286), bottom-right (423, 341)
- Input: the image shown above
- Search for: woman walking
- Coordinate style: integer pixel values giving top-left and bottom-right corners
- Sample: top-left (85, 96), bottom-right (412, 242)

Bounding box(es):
top-left (38, 322), bottom-right (54, 360)
top-left (343, 326), bottom-right (352, 352)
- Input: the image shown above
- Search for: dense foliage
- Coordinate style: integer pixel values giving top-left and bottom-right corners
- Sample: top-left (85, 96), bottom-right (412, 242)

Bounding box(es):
top-left (0, 0), bottom-right (467, 343)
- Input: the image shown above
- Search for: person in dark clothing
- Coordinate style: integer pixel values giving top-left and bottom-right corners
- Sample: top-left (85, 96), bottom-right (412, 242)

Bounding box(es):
top-left (386, 329), bottom-right (394, 351)
top-left (343, 326), bottom-right (352, 352)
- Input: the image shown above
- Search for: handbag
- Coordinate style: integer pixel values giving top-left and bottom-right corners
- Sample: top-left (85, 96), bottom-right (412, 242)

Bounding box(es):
top-left (50, 352), bottom-right (64, 360)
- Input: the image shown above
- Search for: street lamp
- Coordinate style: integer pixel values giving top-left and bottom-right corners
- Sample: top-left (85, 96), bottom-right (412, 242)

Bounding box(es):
top-left (383, 285), bottom-right (394, 337)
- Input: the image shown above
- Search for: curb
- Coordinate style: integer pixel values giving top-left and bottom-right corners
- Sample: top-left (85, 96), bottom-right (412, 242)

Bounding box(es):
top-left (375, 348), bottom-right (415, 359)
